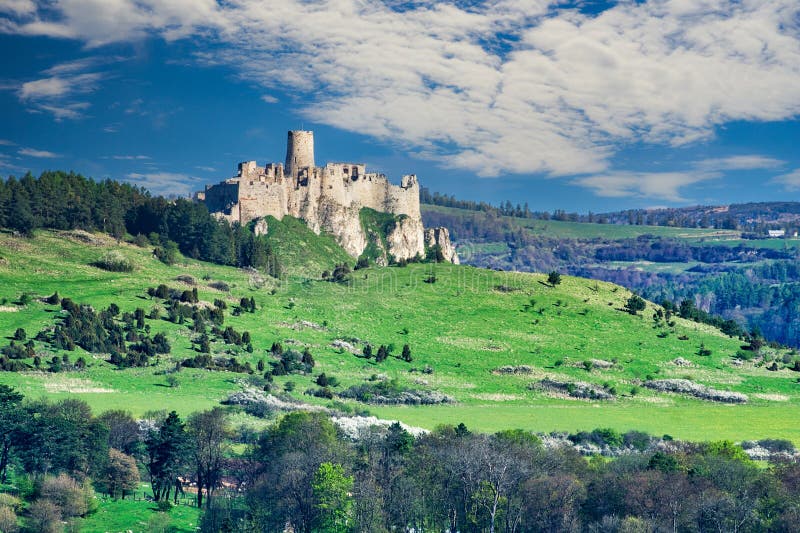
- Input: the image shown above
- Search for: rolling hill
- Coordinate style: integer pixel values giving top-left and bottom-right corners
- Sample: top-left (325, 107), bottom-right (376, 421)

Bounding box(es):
top-left (2, 227), bottom-right (800, 443)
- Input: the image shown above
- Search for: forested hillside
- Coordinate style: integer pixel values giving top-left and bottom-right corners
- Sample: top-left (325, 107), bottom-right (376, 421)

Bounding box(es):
top-left (422, 188), bottom-right (800, 233)
top-left (422, 204), bottom-right (800, 347)
top-left (0, 171), bottom-right (280, 275)
top-left (2, 174), bottom-right (800, 531)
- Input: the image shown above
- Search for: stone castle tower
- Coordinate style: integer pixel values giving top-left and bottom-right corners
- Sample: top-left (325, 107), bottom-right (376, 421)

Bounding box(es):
top-left (285, 130), bottom-right (315, 178)
top-left (197, 131), bottom-right (458, 264)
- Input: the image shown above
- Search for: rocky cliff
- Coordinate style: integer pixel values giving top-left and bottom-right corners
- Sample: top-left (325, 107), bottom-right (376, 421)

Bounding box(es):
top-left (425, 227), bottom-right (460, 264)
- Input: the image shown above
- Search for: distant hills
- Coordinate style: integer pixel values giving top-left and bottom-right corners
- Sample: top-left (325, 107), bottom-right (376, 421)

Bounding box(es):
top-left (421, 188), bottom-right (800, 233)
top-left (421, 203), bottom-right (800, 347)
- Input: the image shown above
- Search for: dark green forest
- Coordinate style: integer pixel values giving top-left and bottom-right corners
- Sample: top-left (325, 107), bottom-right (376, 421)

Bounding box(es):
top-left (3, 385), bottom-right (800, 532)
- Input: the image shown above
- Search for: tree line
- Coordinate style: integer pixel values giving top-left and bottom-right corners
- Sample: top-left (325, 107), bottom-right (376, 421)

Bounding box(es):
top-left (0, 171), bottom-right (280, 274)
top-left (3, 385), bottom-right (800, 532)
top-left (421, 189), bottom-right (800, 233)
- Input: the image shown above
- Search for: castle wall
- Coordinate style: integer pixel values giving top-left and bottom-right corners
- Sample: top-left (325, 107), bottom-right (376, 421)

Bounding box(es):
top-left (203, 181), bottom-right (240, 216)
top-left (198, 130), bottom-right (447, 262)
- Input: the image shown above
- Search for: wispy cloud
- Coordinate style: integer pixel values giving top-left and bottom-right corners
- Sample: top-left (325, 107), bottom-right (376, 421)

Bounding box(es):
top-left (104, 155), bottom-right (151, 160)
top-left (0, 139), bottom-right (15, 146)
top-left (195, 165), bottom-right (217, 172)
top-left (124, 171), bottom-right (203, 196)
top-left (572, 171), bottom-right (719, 203)
top-left (16, 57), bottom-right (108, 121)
top-left (260, 95), bottom-right (278, 104)
top-left (18, 147), bottom-right (59, 158)
top-left (0, 153), bottom-right (24, 173)
top-left (4, 1), bottom-right (800, 188)
top-left (771, 169), bottom-right (800, 191)
top-left (694, 155), bottom-right (785, 172)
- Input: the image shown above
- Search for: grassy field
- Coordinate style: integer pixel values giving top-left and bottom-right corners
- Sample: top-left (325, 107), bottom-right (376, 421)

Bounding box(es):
top-left (2, 229), bottom-right (800, 442)
top-left (81, 490), bottom-right (200, 533)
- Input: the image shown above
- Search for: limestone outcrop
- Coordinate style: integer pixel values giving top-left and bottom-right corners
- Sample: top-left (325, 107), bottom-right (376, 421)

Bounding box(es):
top-left (198, 130), bottom-right (457, 264)
top-left (424, 227), bottom-right (460, 264)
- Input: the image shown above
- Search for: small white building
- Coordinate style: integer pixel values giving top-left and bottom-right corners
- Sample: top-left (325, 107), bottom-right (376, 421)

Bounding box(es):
top-left (768, 229), bottom-right (786, 238)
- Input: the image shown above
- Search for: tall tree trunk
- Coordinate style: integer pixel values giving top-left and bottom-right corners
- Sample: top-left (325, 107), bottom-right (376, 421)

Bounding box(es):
top-left (0, 441), bottom-right (10, 484)
top-left (196, 470), bottom-right (204, 509)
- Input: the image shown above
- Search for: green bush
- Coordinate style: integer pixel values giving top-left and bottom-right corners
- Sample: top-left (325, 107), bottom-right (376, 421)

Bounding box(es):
top-left (93, 251), bottom-right (134, 272)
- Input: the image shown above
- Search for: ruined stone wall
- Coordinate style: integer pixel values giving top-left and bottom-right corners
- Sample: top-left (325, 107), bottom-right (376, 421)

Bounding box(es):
top-left (199, 130), bottom-right (457, 263)
top-left (202, 181), bottom-right (240, 218)
top-left (237, 179), bottom-right (288, 224)
top-left (388, 175), bottom-right (421, 219)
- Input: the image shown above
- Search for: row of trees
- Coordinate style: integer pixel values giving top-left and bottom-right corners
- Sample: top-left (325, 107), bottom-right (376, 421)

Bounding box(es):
top-left (0, 386), bottom-right (231, 524)
top-left (4, 385), bottom-right (800, 532)
top-left (209, 412), bottom-right (800, 533)
top-left (421, 188), bottom-right (800, 232)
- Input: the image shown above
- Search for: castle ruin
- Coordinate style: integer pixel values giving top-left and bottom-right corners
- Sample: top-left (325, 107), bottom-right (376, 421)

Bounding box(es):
top-left (198, 131), bottom-right (458, 264)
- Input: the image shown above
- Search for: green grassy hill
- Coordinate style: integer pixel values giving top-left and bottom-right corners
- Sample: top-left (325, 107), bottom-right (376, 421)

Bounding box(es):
top-left (2, 229), bottom-right (800, 442)
top-left (258, 215), bottom-right (351, 275)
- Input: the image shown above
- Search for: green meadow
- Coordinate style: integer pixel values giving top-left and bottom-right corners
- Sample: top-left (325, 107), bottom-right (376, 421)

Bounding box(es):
top-left (2, 229), bottom-right (800, 443)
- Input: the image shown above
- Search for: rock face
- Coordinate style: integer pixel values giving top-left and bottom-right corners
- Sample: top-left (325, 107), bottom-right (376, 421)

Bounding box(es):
top-left (387, 217), bottom-right (426, 264)
top-left (424, 227), bottom-right (460, 264)
top-left (198, 130), bottom-right (457, 263)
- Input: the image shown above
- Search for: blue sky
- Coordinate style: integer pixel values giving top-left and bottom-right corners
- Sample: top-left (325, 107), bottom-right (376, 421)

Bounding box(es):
top-left (1, 0), bottom-right (799, 213)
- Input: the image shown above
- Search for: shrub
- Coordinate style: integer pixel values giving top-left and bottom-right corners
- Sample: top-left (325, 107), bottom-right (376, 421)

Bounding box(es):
top-left (93, 251), bottom-right (134, 272)
top-left (133, 233), bottom-right (150, 247)
top-left (26, 500), bottom-right (61, 533)
top-left (45, 291), bottom-right (60, 305)
top-left (592, 427), bottom-right (623, 447)
top-left (757, 439), bottom-right (796, 453)
top-left (697, 343), bottom-right (713, 357)
top-left (40, 473), bottom-right (94, 517)
top-left (154, 241), bottom-right (179, 265)
top-left (0, 493), bottom-right (21, 512)
top-left (0, 505), bottom-right (18, 533)
top-left (209, 281), bottom-right (230, 292)
top-left (547, 271), bottom-right (561, 286)
top-left (624, 294), bottom-right (646, 315)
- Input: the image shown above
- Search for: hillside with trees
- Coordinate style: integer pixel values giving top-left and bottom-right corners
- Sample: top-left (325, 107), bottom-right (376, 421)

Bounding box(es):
top-left (422, 203), bottom-right (800, 347)
top-left (2, 174), bottom-right (800, 531)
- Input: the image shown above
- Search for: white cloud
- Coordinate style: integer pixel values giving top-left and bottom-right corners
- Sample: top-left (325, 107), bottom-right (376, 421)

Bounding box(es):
top-left (17, 56), bottom-right (105, 120)
top-left (771, 169), bottom-right (800, 191)
top-left (19, 147), bottom-right (59, 158)
top-left (0, 139), bottom-right (15, 146)
top-left (125, 171), bottom-right (203, 196)
top-left (106, 155), bottom-right (150, 160)
top-left (260, 95), bottom-right (278, 104)
top-left (694, 155), bottom-right (785, 171)
top-left (572, 170), bottom-right (719, 202)
top-left (4, 1), bottom-right (800, 195)
top-left (0, 0), bottom-right (36, 17)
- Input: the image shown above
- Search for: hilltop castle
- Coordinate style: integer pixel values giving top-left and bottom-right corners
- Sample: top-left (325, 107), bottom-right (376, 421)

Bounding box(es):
top-left (197, 131), bottom-right (458, 264)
